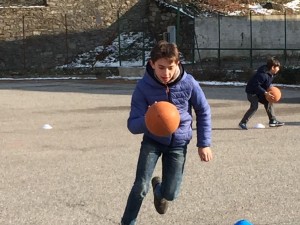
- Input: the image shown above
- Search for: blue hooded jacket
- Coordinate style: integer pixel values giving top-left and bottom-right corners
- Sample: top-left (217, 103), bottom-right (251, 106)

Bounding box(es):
top-left (127, 62), bottom-right (211, 148)
top-left (245, 65), bottom-right (275, 98)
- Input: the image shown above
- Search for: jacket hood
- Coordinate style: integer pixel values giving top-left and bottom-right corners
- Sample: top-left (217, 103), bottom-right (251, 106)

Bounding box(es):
top-left (257, 65), bottom-right (274, 77)
top-left (145, 61), bottom-right (184, 86)
top-left (257, 65), bottom-right (267, 73)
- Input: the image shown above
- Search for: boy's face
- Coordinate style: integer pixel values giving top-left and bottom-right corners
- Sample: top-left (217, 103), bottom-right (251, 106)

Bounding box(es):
top-left (270, 66), bottom-right (280, 75)
top-left (150, 58), bottom-right (179, 84)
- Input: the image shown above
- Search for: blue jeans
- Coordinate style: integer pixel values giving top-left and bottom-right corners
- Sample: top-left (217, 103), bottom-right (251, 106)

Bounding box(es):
top-left (121, 136), bottom-right (188, 225)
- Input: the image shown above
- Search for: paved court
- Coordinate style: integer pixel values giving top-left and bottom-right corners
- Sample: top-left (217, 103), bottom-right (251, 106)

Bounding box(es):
top-left (0, 80), bottom-right (299, 225)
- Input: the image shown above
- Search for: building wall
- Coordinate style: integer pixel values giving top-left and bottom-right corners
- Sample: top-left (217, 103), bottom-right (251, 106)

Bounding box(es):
top-left (195, 14), bottom-right (300, 60)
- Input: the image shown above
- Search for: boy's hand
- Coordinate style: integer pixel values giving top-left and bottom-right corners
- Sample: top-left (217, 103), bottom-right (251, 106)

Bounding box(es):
top-left (265, 91), bottom-right (275, 100)
top-left (198, 147), bottom-right (213, 162)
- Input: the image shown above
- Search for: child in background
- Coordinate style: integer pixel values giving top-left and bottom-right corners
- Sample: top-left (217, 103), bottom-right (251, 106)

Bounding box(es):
top-left (239, 57), bottom-right (284, 130)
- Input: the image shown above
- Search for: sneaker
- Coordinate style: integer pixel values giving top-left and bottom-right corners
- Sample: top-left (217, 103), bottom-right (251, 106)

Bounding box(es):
top-left (269, 120), bottom-right (285, 127)
top-left (239, 122), bottom-right (248, 130)
top-left (151, 176), bottom-right (168, 214)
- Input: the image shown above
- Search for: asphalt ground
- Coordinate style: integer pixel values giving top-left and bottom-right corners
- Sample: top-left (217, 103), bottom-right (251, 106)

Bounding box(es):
top-left (0, 80), bottom-right (299, 225)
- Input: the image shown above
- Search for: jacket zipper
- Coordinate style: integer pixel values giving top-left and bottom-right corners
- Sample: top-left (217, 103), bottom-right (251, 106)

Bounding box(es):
top-left (165, 84), bottom-right (171, 102)
top-left (165, 84), bottom-right (175, 146)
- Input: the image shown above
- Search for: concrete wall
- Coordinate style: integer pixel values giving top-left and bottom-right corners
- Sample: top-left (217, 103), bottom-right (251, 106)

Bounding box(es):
top-left (195, 14), bottom-right (300, 60)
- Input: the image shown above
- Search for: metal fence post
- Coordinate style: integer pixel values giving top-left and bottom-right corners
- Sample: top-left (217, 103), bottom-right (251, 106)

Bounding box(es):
top-left (142, 31), bottom-right (145, 66)
top-left (250, 10), bottom-right (253, 68)
top-left (65, 14), bottom-right (69, 64)
top-left (117, 10), bottom-right (121, 67)
top-left (192, 12), bottom-right (195, 64)
top-left (22, 15), bottom-right (26, 70)
top-left (218, 14), bottom-right (221, 67)
top-left (176, 5), bottom-right (180, 45)
top-left (284, 10), bottom-right (287, 64)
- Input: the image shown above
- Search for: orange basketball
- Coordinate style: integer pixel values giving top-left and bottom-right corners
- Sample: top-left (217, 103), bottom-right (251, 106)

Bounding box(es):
top-left (145, 101), bottom-right (180, 137)
top-left (266, 86), bottom-right (281, 103)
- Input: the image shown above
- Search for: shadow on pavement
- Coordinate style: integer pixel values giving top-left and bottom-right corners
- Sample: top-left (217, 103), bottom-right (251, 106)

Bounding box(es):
top-left (0, 80), bottom-right (299, 103)
top-left (284, 121), bottom-right (300, 126)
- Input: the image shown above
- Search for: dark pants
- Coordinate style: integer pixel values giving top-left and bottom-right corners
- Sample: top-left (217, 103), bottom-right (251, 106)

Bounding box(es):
top-left (240, 93), bottom-right (276, 124)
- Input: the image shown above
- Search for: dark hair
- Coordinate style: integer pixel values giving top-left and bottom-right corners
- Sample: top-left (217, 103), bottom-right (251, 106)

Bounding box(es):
top-left (266, 57), bottom-right (281, 70)
top-left (150, 40), bottom-right (180, 63)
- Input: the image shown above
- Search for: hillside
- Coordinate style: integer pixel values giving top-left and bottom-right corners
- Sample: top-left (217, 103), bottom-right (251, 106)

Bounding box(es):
top-left (161, 0), bottom-right (300, 15)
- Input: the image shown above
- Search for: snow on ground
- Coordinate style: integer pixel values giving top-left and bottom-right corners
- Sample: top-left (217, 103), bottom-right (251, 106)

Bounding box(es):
top-left (227, 0), bottom-right (300, 16)
top-left (57, 32), bottom-right (155, 69)
top-left (284, 0), bottom-right (300, 11)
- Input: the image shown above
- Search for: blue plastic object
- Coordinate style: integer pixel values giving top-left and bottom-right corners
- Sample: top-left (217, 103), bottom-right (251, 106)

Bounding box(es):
top-left (234, 219), bottom-right (253, 225)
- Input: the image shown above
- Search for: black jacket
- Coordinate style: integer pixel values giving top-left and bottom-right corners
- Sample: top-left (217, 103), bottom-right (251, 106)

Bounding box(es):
top-left (245, 65), bottom-right (274, 98)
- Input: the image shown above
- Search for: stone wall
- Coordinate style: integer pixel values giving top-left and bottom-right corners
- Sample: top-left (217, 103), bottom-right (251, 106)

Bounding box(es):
top-left (0, 0), bottom-right (46, 6)
top-left (0, 0), bottom-right (195, 71)
top-left (0, 0), bottom-right (149, 70)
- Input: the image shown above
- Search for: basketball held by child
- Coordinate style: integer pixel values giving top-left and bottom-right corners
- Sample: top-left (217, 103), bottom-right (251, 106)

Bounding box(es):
top-left (266, 86), bottom-right (281, 103)
top-left (145, 101), bottom-right (180, 137)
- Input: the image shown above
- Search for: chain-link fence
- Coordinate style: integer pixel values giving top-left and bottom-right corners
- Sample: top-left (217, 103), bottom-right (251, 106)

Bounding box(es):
top-left (1, 8), bottom-right (300, 76)
top-left (193, 11), bottom-right (300, 69)
top-left (0, 9), bottom-right (151, 72)
top-left (0, 13), bottom-right (111, 71)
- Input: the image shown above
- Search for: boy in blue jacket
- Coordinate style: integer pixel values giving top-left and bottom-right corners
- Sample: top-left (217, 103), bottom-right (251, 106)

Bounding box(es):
top-left (120, 41), bottom-right (212, 225)
top-left (239, 57), bottom-right (284, 130)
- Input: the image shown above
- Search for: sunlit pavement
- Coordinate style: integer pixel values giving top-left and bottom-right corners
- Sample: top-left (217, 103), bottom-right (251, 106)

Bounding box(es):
top-left (0, 80), bottom-right (299, 225)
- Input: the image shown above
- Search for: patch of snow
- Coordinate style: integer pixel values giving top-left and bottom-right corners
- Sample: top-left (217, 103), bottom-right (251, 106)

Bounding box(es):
top-left (228, 11), bottom-right (242, 16)
top-left (249, 4), bottom-right (274, 15)
top-left (284, 0), bottom-right (300, 11)
top-left (57, 32), bottom-right (154, 69)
